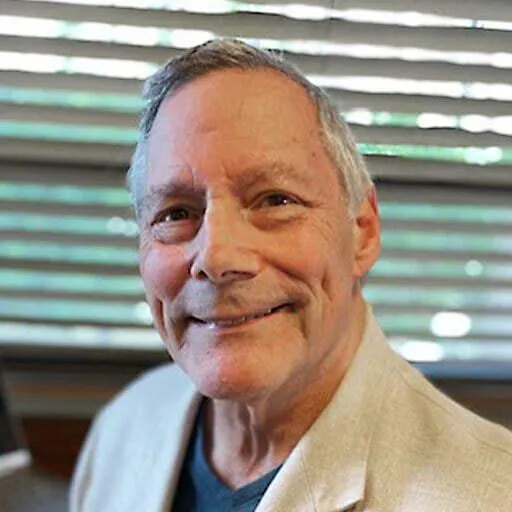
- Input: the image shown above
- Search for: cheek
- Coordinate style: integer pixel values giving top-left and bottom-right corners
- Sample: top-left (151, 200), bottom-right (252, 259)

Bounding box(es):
top-left (140, 244), bottom-right (189, 304)
top-left (280, 226), bottom-right (354, 290)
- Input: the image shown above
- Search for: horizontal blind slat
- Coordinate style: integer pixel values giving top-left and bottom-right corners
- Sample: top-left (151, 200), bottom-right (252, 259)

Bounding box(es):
top-left (242, 0), bottom-right (512, 22)
top-left (3, 1), bottom-right (511, 53)
top-left (2, 34), bottom-right (511, 84)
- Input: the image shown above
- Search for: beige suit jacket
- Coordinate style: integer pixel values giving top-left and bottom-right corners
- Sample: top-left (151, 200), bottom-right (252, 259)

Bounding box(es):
top-left (70, 310), bottom-right (512, 511)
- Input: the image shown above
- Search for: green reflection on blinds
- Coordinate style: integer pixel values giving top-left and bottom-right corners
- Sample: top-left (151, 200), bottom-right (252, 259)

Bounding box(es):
top-left (371, 259), bottom-right (512, 280)
top-left (0, 87), bottom-right (143, 112)
top-left (0, 321), bottom-right (161, 348)
top-left (0, 182), bottom-right (130, 206)
top-left (365, 286), bottom-right (512, 308)
top-left (379, 313), bottom-right (440, 332)
top-left (0, 212), bottom-right (138, 237)
top-left (0, 298), bottom-right (147, 324)
top-left (1, 122), bottom-right (511, 165)
top-left (360, 144), bottom-right (511, 165)
top-left (0, 269), bottom-right (143, 295)
top-left (2, 297), bottom-right (511, 330)
top-left (382, 232), bottom-right (512, 253)
top-left (2, 268), bottom-right (511, 307)
top-left (0, 87), bottom-right (449, 130)
top-left (379, 314), bottom-right (512, 336)
top-left (380, 203), bottom-right (512, 223)
top-left (0, 122), bottom-right (137, 144)
top-left (0, 241), bottom-right (137, 265)
top-left (0, 179), bottom-right (511, 351)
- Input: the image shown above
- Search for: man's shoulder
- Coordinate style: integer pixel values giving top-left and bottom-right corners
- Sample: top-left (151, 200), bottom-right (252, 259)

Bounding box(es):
top-left (397, 356), bottom-right (512, 451)
top-left (363, 352), bottom-right (512, 508)
top-left (71, 364), bottom-right (200, 511)
top-left (384, 354), bottom-right (512, 491)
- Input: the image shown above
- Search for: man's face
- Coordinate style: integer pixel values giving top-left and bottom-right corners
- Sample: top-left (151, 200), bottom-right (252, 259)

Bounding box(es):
top-left (139, 68), bottom-right (380, 401)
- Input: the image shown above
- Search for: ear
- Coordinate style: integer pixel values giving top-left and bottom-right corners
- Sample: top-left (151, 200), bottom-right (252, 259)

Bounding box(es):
top-left (352, 185), bottom-right (381, 279)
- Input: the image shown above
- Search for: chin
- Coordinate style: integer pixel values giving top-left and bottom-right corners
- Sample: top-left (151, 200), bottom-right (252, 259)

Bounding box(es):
top-left (189, 361), bottom-right (275, 403)
top-left (171, 333), bottom-right (301, 402)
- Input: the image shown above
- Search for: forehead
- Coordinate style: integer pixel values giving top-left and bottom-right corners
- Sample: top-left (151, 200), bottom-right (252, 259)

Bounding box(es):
top-left (145, 68), bottom-right (338, 195)
top-left (152, 69), bottom-right (320, 144)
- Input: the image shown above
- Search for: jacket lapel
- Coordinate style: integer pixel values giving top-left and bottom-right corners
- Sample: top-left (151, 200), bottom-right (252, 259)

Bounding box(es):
top-left (256, 308), bottom-right (393, 512)
top-left (125, 367), bottom-right (202, 512)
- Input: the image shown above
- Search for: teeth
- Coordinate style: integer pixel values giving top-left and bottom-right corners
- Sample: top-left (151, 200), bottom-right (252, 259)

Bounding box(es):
top-left (206, 307), bottom-right (277, 329)
top-left (209, 316), bottom-right (247, 328)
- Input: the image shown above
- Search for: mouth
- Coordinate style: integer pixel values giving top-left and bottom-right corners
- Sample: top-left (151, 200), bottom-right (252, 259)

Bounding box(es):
top-left (190, 304), bottom-right (291, 329)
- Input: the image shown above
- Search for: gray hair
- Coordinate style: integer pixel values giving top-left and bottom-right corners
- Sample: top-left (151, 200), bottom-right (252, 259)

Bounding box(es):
top-left (127, 39), bottom-right (372, 220)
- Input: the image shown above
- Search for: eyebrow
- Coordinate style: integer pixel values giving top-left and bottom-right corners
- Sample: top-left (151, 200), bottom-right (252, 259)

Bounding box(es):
top-left (140, 160), bottom-right (312, 216)
top-left (140, 180), bottom-right (201, 218)
top-left (234, 161), bottom-right (312, 192)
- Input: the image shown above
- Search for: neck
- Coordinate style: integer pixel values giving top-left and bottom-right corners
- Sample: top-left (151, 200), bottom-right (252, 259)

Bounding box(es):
top-left (202, 296), bottom-right (369, 489)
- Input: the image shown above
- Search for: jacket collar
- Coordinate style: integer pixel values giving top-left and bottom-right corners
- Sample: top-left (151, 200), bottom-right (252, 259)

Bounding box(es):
top-left (256, 305), bottom-right (394, 512)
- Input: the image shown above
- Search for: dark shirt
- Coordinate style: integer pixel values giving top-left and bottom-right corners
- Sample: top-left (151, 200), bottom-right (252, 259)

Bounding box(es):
top-left (172, 403), bottom-right (281, 512)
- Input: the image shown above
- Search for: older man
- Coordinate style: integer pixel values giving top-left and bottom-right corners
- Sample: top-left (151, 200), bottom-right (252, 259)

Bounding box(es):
top-left (71, 40), bottom-right (512, 511)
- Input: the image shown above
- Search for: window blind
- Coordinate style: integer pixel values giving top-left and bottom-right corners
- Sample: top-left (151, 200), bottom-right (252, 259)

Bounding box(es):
top-left (0, 0), bottom-right (511, 369)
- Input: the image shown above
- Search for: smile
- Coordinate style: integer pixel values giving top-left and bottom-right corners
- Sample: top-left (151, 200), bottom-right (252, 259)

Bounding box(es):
top-left (191, 304), bottom-right (289, 329)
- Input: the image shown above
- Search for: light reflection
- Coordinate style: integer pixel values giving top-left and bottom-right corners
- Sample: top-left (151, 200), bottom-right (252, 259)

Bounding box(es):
top-left (0, 52), bottom-right (66, 73)
top-left (68, 22), bottom-right (116, 42)
top-left (0, 51), bottom-right (157, 79)
top-left (397, 340), bottom-right (445, 362)
top-left (390, 338), bottom-right (512, 363)
top-left (134, 302), bottom-right (153, 325)
top-left (0, 321), bottom-right (161, 348)
top-left (66, 56), bottom-right (156, 79)
top-left (167, 29), bottom-right (216, 48)
top-left (273, 4), bottom-right (329, 21)
top-left (417, 113), bottom-right (458, 129)
top-left (0, 269), bottom-right (143, 295)
top-left (0, 16), bottom-right (64, 37)
top-left (106, 216), bottom-right (127, 234)
top-left (66, 21), bottom-right (162, 46)
top-left (0, 120), bottom-right (138, 144)
top-left (0, 181), bottom-right (130, 206)
top-left (492, 117), bottom-right (512, 136)
top-left (111, 25), bottom-right (161, 46)
top-left (459, 114), bottom-right (491, 133)
top-left (491, 52), bottom-right (512, 68)
top-left (478, 20), bottom-right (512, 31)
top-left (465, 260), bottom-right (484, 277)
top-left (106, 216), bottom-right (139, 237)
top-left (463, 146), bottom-right (503, 165)
top-left (178, 0), bottom-right (235, 14)
top-left (0, 297), bottom-right (149, 324)
top-left (344, 109), bottom-right (373, 125)
top-left (0, 87), bottom-right (143, 112)
top-left (431, 311), bottom-right (472, 338)
top-left (0, 240), bottom-right (138, 265)
top-left (311, 75), bottom-right (512, 101)
top-left (361, 144), bottom-right (512, 165)
top-left (337, 9), bottom-right (469, 28)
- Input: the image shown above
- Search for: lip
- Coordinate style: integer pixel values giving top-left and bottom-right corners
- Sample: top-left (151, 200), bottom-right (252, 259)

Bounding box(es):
top-left (189, 304), bottom-right (290, 329)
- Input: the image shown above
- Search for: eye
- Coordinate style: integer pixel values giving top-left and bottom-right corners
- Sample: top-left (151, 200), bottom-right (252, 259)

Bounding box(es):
top-left (259, 192), bottom-right (299, 208)
top-left (152, 205), bottom-right (201, 225)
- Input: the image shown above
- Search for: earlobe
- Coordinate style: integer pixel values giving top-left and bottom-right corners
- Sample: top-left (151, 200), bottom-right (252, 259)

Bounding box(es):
top-left (353, 186), bottom-right (381, 278)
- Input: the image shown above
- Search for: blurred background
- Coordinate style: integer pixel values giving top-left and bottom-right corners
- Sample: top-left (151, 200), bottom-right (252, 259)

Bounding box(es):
top-left (0, 0), bottom-right (511, 501)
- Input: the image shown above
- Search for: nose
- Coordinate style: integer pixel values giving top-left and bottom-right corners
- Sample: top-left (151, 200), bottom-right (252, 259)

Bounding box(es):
top-left (189, 204), bottom-right (262, 284)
